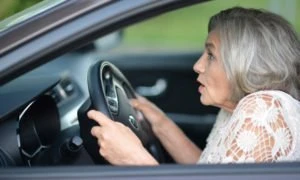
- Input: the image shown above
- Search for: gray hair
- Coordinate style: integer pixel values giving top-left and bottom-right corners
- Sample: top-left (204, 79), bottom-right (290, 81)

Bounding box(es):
top-left (208, 7), bottom-right (300, 102)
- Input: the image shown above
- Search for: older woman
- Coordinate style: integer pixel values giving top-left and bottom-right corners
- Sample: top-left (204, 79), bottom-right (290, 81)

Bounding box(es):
top-left (87, 7), bottom-right (300, 165)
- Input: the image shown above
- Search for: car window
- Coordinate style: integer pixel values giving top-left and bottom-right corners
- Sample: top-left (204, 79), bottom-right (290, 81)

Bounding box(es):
top-left (112, 0), bottom-right (300, 53)
top-left (0, 0), bottom-right (66, 32)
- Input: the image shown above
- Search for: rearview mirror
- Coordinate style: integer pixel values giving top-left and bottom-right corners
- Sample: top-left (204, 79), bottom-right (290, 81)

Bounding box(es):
top-left (94, 31), bottom-right (123, 51)
top-left (75, 31), bottom-right (123, 53)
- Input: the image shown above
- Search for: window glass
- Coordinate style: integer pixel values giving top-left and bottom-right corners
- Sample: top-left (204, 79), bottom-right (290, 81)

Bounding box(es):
top-left (0, 0), bottom-right (43, 20)
top-left (0, 0), bottom-right (65, 32)
top-left (114, 0), bottom-right (300, 53)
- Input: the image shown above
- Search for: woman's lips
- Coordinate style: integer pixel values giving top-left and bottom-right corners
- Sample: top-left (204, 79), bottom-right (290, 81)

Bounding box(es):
top-left (196, 78), bottom-right (204, 93)
top-left (198, 84), bottom-right (205, 93)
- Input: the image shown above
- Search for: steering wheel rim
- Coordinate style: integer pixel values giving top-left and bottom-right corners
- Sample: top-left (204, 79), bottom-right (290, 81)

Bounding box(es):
top-left (81, 60), bottom-right (164, 164)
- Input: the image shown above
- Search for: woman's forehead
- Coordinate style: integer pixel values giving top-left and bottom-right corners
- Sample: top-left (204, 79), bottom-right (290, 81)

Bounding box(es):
top-left (205, 31), bottom-right (220, 49)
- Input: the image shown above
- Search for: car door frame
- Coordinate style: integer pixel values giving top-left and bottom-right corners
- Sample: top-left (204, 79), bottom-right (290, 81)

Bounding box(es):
top-left (0, 0), bottom-right (300, 179)
top-left (0, 0), bottom-right (206, 85)
top-left (0, 163), bottom-right (300, 180)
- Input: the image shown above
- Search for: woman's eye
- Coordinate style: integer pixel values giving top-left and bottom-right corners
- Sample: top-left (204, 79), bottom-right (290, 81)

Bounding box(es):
top-left (207, 52), bottom-right (214, 61)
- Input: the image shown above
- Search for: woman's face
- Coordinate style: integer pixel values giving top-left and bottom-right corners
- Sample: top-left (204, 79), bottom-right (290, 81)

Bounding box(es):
top-left (193, 30), bottom-right (236, 112)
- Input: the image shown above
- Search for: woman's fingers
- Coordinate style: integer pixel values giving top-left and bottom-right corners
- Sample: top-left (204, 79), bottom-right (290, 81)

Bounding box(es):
top-left (130, 99), bottom-right (138, 107)
top-left (87, 110), bottom-right (111, 126)
top-left (135, 95), bottom-right (152, 105)
top-left (86, 109), bottom-right (158, 165)
top-left (90, 126), bottom-right (102, 137)
top-left (130, 99), bottom-right (150, 112)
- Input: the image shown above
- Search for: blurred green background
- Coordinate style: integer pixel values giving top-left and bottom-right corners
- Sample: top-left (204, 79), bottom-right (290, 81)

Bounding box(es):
top-left (121, 0), bottom-right (300, 51)
top-left (0, 0), bottom-right (42, 20)
top-left (1, 0), bottom-right (299, 51)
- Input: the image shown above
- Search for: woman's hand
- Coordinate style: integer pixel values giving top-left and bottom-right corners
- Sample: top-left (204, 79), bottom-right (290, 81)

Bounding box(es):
top-left (87, 110), bottom-right (158, 165)
top-left (131, 96), bottom-right (202, 164)
top-left (130, 96), bottom-right (170, 133)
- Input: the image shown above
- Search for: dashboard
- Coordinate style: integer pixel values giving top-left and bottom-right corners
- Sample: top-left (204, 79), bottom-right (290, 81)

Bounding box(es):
top-left (0, 52), bottom-right (96, 167)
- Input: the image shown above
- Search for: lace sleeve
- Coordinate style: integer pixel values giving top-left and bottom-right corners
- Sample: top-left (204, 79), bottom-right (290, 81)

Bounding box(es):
top-left (224, 93), bottom-right (293, 163)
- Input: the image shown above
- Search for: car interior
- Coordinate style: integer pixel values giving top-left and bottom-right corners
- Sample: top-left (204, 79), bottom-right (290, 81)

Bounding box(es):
top-left (0, 0), bottom-right (299, 168)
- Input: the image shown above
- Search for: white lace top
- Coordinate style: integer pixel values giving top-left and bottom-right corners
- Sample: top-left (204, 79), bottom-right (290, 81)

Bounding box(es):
top-left (198, 90), bottom-right (300, 163)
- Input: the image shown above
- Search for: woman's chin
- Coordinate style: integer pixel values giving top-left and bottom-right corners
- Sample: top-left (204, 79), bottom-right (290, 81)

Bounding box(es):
top-left (200, 95), bottom-right (210, 105)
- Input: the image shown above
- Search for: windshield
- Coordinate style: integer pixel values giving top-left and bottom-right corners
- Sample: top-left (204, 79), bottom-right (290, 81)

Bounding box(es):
top-left (0, 0), bottom-right (66, 32)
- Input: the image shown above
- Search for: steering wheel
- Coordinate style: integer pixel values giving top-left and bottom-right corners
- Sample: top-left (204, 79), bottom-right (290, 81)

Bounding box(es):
top-left (78, 60), bottom-right (164, 164)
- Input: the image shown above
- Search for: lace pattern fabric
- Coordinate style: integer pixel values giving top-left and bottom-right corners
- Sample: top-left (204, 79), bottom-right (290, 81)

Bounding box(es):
top-left (198, 90), bottom-right (300, 163)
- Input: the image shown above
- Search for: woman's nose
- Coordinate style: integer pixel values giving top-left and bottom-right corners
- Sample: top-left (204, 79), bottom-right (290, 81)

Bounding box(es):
top-left (193, 55), bottom-right (205, 73)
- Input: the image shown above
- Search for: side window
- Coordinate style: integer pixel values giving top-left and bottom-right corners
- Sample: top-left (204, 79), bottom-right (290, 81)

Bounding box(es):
top-left (0, 0), bottom-right (42, 20)
top-left (113, 0), bottom-right (300, 53)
